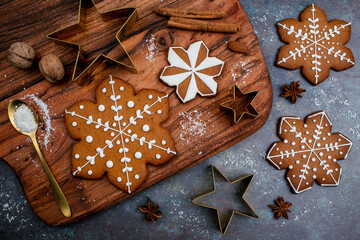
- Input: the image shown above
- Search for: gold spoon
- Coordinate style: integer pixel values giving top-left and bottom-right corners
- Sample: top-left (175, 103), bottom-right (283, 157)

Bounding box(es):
top-left (8, 99), bottom-right (71, 218)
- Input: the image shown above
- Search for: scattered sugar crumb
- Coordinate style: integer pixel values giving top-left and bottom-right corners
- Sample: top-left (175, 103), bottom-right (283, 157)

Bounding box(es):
top-left (144, 35), bottom-right (158, 62)
top-left (178, 110), bottom-right (214, 145)
top-left (229, 62), bottom-right (252, 86)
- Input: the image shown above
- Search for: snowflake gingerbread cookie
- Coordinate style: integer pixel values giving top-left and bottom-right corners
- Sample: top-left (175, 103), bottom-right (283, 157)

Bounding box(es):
top-left (266, 111), bottom-right (352, 193)
top-left (276, 4), bottom-right (355, 85)
top-left (65, 75), bottom-right (177, 193)
top-left (160, 41), bottom-right (224, 103)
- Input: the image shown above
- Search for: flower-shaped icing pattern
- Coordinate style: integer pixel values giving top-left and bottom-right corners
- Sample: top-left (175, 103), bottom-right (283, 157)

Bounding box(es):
top-left (160, 41), bottom-right (224, 103)
top-left (266, 111), bottom-right (352, 193)
top-left (276, 4), bottom-right (355, 85)
top-left (65, 75), bottom-right (177, 193)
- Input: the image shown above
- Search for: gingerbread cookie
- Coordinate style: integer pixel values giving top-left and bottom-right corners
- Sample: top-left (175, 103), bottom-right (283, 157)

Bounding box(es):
top-left (65, 75), bottom-right (177, 193)
top-left (276, 4), bottom-right (354, 85)
top-left (160, 41), bottom-right (224, 103)
top-left (266, 111), bottom-right (352, 193)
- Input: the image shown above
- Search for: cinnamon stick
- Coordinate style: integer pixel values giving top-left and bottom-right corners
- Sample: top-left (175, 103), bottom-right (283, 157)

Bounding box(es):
top-left (167, 17), bottom-right (239, 33)
top-left (155, 7), bottom-right (224, 19)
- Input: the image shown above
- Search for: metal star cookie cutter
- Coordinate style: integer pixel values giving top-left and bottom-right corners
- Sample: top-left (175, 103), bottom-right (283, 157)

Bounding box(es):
top-left (47, 0), bottom-right (138, 85)
top-left (192, 166), bottom-right (259, 235)
top-left (220, 84), bottom-right (259, 124)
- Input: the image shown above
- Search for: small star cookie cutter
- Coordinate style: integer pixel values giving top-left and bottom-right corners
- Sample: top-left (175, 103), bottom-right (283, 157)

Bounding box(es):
top-left (220, 84), bottom-right (259, 124)
top-left (47, 0), bottom-right (138, 85)
top-left (192, 166), bottom-right (259, 235)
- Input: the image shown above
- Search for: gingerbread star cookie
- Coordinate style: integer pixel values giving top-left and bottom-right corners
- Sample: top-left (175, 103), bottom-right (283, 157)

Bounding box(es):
top-left (160, 41), bottom-right (224, 103)
top-left (276, 4), bottom-right (355, 85)
top-left (65, 75), bottom-right (177, 193)
top-left (266, 111), bottom-right (352, 193)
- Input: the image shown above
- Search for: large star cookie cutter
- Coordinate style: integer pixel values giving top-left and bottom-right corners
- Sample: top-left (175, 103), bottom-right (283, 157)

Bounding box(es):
top-left (47, 0), bottom-right (138, 84)
top-left (192, 166), bottom-right (259, 234)
top-left (220, 84), bottom-right (259, 124)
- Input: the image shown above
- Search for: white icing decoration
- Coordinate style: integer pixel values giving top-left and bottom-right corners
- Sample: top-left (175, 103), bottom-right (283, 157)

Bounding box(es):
top-left (157, 110), bottom-right (162, 114)
top-left (142, 124), bottom-right (150, 132)
top-left (79, 105), bottom-right (84, 109)
top-left (127, 101), bottom-right (134, 108)
top-left (106, 160), bottom-right (114, 168)
top-left (266, 111), bottom-right (353, 194)
top-left (135, 152), bottom-right (142, 159)
top-left (277, 4), bottom-right (354, 84)
top-left (72, 122), bottom-right (77, 127)
top-left (88, 170), bottom-right (93, 175)
top-left (159, 41), bottom-right (224, 103)
top-left (102, 88), bottom-right (107, 93)
top-left (120, 86), bottom-right (124, 91)
top-left (135, 174), bottom-right (139, 179)
top-left (162, 140), bottom-right (166, 145)
top-left (67, 75), bottom-right (177, 194)
top-left (86, 136), bottom-right (93, 143)
top-left (98, 105), bottom-right (105, 112)
top-left (148, 95), bottom-right (153, 99)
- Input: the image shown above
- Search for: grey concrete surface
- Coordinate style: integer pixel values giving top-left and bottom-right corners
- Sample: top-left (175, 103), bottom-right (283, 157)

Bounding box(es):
top-left (1, 0), bottom-right (359, 239)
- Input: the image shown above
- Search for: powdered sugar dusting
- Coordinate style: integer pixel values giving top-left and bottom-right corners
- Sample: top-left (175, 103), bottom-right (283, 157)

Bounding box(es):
top-left (229, 61), bottom-right (252, 86)
top-left (179, 110), bottom-right (214, 145)
top-left (142, 34), bottom-right (158, 64)
top-left (22, 94), bottom-right (54, 150)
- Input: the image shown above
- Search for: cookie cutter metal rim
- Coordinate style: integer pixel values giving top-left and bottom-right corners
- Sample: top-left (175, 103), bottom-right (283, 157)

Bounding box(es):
top-left (220, 84), bottom-right (259, 124)
top-left (47, 0), bottom-right (138, 84)
top-left (192, 165), bottom-right (260, 235)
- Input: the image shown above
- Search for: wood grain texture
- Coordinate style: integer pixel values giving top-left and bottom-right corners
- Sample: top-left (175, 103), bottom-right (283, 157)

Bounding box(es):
top-left (0, 0), bottom-right (272, 225)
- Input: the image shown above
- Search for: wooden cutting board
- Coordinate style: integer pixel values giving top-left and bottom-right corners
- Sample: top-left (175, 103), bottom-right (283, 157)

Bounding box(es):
top-left (0, 0), bottom-right (272, 225)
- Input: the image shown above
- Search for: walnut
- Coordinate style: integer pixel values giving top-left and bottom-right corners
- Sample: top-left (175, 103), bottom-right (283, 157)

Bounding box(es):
top-left (7, 42), bottom-right (36, 69)
top-left (39, 54), bottom-right (65, 83)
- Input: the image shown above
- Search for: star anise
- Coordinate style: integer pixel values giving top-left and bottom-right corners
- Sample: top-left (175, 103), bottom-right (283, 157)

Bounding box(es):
top-left (139, 197), bottom-right (162, 222)
top-left (281, 81), bottom-right (306, 103)
top-left (268, 196), bottom-right (292, 220)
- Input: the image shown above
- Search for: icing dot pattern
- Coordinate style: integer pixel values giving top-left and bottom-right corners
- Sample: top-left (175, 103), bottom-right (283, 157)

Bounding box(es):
top-left (276, 4), bottom-right (355, 85)
top-left (65, 75), bottom-right (177, 194)
top-left (266, 111), bottom-right (353, 193)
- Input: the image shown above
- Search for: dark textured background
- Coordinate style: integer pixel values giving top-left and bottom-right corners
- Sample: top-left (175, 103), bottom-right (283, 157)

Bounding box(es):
top-left (1, 0), bottom-right (359, 239)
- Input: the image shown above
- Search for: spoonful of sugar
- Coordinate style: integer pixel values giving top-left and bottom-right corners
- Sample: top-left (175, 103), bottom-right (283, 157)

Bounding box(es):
top-left (8, 99), bottom-right (71, 218)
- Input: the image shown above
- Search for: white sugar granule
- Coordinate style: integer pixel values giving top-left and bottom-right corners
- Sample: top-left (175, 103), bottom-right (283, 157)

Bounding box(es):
top-left (179, 110), bottom-right (214, 145)
top-left (22, 94), bottom-right (54, 149)
top-left (14, 105), bottom-right (37, 133)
